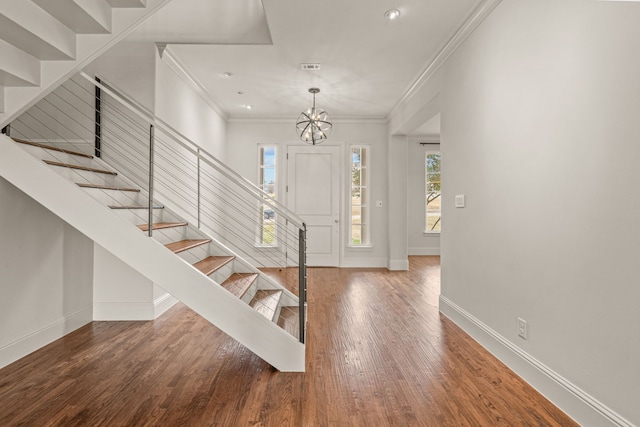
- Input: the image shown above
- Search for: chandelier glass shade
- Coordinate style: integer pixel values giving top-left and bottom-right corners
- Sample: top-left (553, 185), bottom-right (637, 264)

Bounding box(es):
top-left (296, 88), bottom-right (332, 145)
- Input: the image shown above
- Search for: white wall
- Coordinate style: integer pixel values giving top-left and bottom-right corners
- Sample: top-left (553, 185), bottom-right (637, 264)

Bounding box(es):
top-left (93, 244), bottom-right (177, 320)
top-left (155, 50), bottom-right (226, 161)
top-left (153, 49), bottom-right (228, 233)
top-left (0, 177), bottom-right (93, 369)
top-left (386, 134), bottom-right (408, 270)
top-left (415, 0), bottom-right (640, 425)
top-left (9, 75), bottom-right (95, 156)
top-left (407, 140), bottom-right (440, 255)
top-left (226, 120), bottom-right (389, 267)
top-left (84, 41), bottom-right (157, 113)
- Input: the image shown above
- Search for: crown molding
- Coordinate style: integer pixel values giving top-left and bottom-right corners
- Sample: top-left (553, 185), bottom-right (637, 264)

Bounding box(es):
top-left (156, 43), bottom-right (229, 121)
top-left (387, 0), bottom-right (502, 122)
top-left (227, 116), bottom-right (387, 124)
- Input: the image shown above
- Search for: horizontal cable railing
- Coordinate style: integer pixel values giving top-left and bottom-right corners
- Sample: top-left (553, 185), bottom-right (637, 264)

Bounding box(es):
top-left (8, 73), bottom-right (307, 343)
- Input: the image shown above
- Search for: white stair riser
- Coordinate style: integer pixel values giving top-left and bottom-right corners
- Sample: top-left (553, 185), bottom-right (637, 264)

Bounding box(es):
top-left (208, 261), bottom-right (234, 285)
top-left (46, 165), bottom-right (117, 187)
top-left (109, 207), bottom-right (165, 225)
top-left (81, 187), bottom-right (142, 206)
top-left (241, 286), bottom-right (258, 305)
top-left (228, 254), bottom-right (261, 274)
top-left (0, 3), bottom-right (76, 60)
top-left (175, 244), bottom-right (210, 265)
top-left (206, 239), bottom-right (258, 264)
top-left (272, 305), bottom-right (283, 324)
top-left (15, 143), bottom-right (94, 167)
top-left (0, 40), bottom-right (40, 87)
top-left (106, 0), bottom-right (146, 8)
top-left (149, 226), bottom-right (188, 245)
top-left (32, 0), bottom-right (112, 34)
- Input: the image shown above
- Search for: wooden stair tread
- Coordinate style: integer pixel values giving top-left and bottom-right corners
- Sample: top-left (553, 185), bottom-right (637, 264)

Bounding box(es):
top-left (221, 273), bottom-right (259, 299)
top-left (77, 183), bottom-right (140, 192)
top-left (165, 239), bottom-right (211, 254)
top-left (250, 290), bottom-right (283, 320)
top-left (137, 222), bottom-right (187, 232)
top-left (277, 306), bottom-right (300, 339)
top-left (193, 256), bottom-right (235, 276)
top-left (44, 160), bottom-right (116, 175)
top-left (109, 205), bottom-right (164, 209)
top-left (13, 137), bottom-right (93, 159)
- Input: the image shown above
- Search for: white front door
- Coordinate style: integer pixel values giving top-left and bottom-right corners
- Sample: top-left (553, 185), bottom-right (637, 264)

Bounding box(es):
top-left (287, 145), bottom-right (340, 267)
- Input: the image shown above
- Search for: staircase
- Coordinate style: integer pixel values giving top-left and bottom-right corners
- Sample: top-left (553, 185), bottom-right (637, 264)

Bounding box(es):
top-left (0, 133), bottom-right (305, 371)
top-left (0, 0), bottom-right (173, 125)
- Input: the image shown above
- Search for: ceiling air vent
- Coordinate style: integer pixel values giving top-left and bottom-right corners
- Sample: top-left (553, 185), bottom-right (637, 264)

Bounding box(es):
top-left (301, 63), bottom-right (321, 71)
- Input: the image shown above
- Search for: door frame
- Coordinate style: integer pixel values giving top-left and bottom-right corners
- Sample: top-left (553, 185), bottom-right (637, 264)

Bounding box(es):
top-left (285, 142), bottom-right (343, 267)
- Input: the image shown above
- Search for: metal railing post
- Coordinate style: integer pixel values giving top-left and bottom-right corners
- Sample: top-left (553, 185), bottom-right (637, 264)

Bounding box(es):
top-left (95, 77), bottom-right (102, 158)
top-left (147, 124), bottom-right (155, 237)
top-left (197, 148), bottom-right (201, 229)
top-left (298, 225), bottom-right (307, 343)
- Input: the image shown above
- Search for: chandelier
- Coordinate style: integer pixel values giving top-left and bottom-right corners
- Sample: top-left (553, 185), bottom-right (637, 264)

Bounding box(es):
top-left (296, 88), bottom-right (332, 145)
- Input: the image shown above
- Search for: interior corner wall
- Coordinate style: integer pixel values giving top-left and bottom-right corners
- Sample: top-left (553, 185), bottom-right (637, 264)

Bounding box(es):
top-left (437, 0), bottom-right (640, 425)
top-left (386, 134), bottom-right (409, 270)
top-left (154, 52), bottom-right (227, 161)
top-left (93, 244), bottom-right (154, 320)
top-left (226, 120), bottom-right (389, 268)
top-left (407, 141), bottom-right (440, 255)
top-left (0, 177), bottom-right (94, 370)
top-left (83, 40), bottom-right (158, 113)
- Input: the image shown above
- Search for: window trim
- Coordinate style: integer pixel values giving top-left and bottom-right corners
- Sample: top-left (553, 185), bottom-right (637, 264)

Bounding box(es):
top-left (348, 144), bottom-right (371, 247)
top-left (424, 149), bottom-right (441, 234)
top-left (256, 144), bottom-right (278, 247)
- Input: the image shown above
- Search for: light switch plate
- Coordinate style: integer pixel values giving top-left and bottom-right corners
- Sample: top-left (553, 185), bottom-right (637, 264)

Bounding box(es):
top-left (455, 194), bottom-right (465, 208)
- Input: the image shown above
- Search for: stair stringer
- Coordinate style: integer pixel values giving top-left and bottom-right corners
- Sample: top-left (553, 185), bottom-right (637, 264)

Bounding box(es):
top-left (0, 135), bottom-right (305, 372)
top-left (0, 0), bottom-right (174, 128)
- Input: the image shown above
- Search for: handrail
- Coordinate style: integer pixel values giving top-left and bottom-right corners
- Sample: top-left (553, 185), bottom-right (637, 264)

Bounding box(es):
top-left (79, 72), bottom-right (305, 230)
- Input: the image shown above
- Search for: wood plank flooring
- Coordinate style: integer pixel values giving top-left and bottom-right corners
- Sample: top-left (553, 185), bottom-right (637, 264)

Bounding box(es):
top-left (0, 257), bottom-right (577, 426)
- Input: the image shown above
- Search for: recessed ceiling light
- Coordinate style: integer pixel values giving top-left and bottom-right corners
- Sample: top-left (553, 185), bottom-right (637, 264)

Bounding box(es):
top-left (245, 105), bottom-right (253, 110)
top-left (223, 72), bottom-right (232, 77)
top-left (384, 9), bottom-right (400, 21)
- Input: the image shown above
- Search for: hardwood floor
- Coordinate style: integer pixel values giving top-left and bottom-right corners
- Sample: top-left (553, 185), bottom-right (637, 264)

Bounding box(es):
top-left (0, 257), bottom-right (577, 426)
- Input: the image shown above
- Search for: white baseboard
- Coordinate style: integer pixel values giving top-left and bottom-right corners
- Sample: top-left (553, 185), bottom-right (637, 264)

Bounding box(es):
top-left (408, 247), bottom-right (440, 256)
top-left (0, 306), bottom-right (92, 370)
top-left (387, 259), bottom-right (409, 271)
top-left (439, 296), bottom-right (634, 427)
top-left (93, 301), bottom-right (155, 321)
top-left (153, 293), bottom-right (178, 318)
top-left (340, 258), bottom-right (387, 268)
top-left (93, 293), bottom-right (178, 321)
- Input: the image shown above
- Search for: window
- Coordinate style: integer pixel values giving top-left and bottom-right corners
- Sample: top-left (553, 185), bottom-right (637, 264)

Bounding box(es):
top-left (350, 146), bottom-right (369, 246)
top-left (258, 145), bottom-right (277, 246)
top-left (425, 152), bottom-right (441, 232)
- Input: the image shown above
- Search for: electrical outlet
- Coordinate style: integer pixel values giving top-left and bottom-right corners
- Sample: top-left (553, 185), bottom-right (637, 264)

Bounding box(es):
top-left (517, 318), bottom-right (527, 340)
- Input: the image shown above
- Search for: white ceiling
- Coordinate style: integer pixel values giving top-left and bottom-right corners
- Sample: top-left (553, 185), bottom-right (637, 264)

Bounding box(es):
top-left (128, 0), bottom-right (483, 122)
top-left (131, 0), bottom-right (272, 44)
